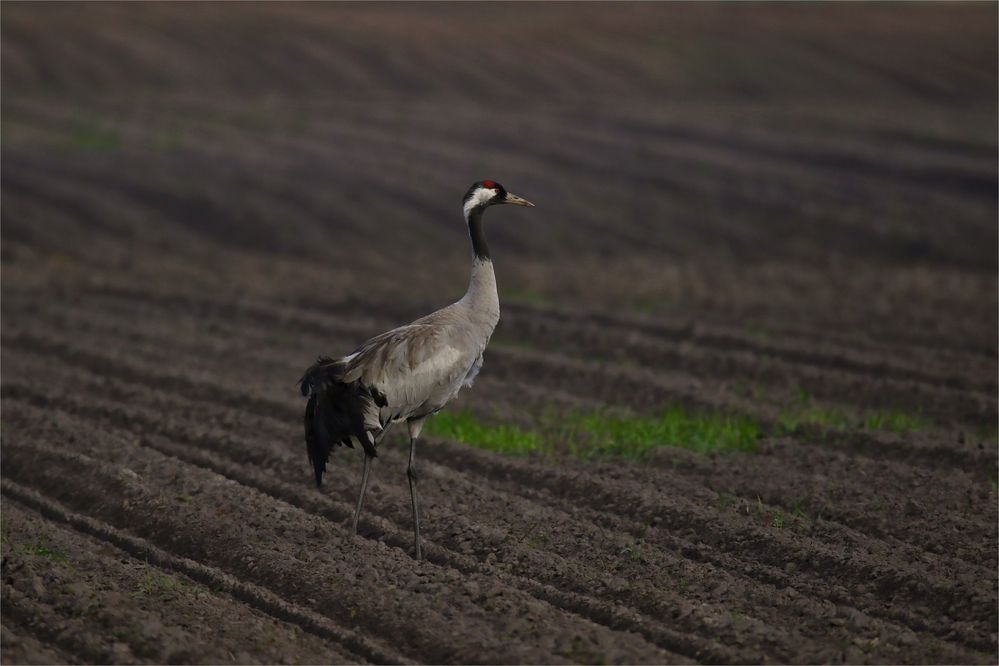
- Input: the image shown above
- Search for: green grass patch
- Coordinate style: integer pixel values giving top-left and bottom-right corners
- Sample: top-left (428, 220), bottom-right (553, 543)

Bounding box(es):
top-left (428, 406), bottom-right (760, 460)
top-left (861, 409), bottom-right (929, 434)
top-left (778, 404), bottom-right (850, 432)
top-left (778, 390), bottom-right (927, 435)
top-left (131, 561), bottom-right (211, 601)
top-left (20, 539), bottom-right (67, 562)
top-left (424, 411), bottom-right (541, 455)
top-left (429, 391), bottom-right (930, 462)
top-left (565, 406), bottom-right (760, 459)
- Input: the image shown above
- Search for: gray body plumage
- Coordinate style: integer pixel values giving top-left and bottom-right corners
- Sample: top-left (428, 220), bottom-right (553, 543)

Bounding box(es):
top-left (340, 257), bottom-right (499, 436)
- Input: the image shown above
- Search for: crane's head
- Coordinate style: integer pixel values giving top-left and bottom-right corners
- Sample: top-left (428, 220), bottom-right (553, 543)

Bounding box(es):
top-left (463, 180), bottom-right (534, 218)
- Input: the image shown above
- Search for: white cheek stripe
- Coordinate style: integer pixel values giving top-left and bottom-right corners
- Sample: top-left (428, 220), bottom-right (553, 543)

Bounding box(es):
top-left (463, 188), bottom-right (496, 219)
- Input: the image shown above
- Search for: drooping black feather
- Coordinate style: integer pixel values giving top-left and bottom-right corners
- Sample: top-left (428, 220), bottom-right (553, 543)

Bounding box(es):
top-left (299, 356), bottom-right (384, 487)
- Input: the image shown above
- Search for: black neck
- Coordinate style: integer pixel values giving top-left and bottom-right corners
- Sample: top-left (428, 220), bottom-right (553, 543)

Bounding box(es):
top-left (467, 207), bottom-right (490, 260)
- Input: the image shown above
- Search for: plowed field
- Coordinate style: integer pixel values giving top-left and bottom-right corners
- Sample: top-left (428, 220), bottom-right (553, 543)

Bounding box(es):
top-left (2, 3), bottom-right (997, 664)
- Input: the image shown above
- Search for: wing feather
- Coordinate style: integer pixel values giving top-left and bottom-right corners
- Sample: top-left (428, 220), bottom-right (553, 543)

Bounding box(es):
top-left (343, 320), bottom-right (480, 420)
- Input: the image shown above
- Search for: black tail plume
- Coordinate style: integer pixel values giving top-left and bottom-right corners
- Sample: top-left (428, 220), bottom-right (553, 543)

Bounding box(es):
top-left (299, 357), bottom-right (382, 486)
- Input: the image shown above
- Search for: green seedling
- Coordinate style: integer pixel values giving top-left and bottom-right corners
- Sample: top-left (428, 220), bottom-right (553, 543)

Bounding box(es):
top-left (429, 404), bottom-right (760, 461)
top-left (716, 492), bottom-right (736, 511)
top-left (567, 406), bottom-right (760, 459)
top-left (132, 561), bottom-right (206, 600)
top-left (777, 388), bottom-right (928, 435)
top-left (861, 409), bottom-right (928, 434)
top-left (21, 539), bottom-right (66, 562)
top-left (424, 411), bottom-right (540, 455)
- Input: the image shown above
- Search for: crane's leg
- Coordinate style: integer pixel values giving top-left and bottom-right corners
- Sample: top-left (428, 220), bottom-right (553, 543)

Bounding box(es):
top-left (351, 424), bottom-right (392, 534)
top-left (351, 454), bottom-right (372, 534)
top-left (407, 418), bottom-right (426, 560)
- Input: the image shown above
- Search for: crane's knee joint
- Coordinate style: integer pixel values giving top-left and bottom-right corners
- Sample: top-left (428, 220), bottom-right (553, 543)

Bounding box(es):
top-left (407, 465), bottom-right (419, 482)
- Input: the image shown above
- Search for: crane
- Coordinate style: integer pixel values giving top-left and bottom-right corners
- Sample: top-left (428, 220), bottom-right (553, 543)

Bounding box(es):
top-left (299, 180), bottom-right (535, 559)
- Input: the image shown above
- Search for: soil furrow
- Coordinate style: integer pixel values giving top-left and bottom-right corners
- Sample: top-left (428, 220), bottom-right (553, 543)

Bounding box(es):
top-left (7, 303), bottom-right (994, 477)
top-left (3, 330), bottom-right (300, 424)
top-left (639, 441), bottom-right (997, 569)
top-left (293, 288), bottom-right (998, 397)
top-left (2, 365), bottom-right (992, 663)
top-left (5, 329), bottom-right (991, 579)
top-left (484, 347), bottom-right (995, 470)
top-left (77, 259), bottom-right (999, 365)
top-left (0, 385), bottom-right (733, 663)
top-left (0, 592), bottom-right (96, 664)
top-left (498, 306), bottom-right (997, 404)
top-left (5, 316), bottom-right (992, 632)
top-left (0, 620), bottom-right (81, 665)
top-left (414, 442), bottom-right (997, 654)
top-left (53, 280), bottom-right (999, 408)
top-left (4, 315), bottom-right (994, 573)
top-left (32, 283), bottom-right (998, 439)
top-left (5, 340), bottom-right (992, 579)
top-left (1, 497), bottom-right (361, 665)
top-left (7, 282), bottom-right (990, 442)
top-left (1, 408), bottom-right (680, 665)
top-left (0, 481), bottom-right (402, 665)
top-left (1, 388), bottom-right (973, 665)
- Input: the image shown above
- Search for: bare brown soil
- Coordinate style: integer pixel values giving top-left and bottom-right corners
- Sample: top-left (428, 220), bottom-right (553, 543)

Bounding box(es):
top-left (2, 3), bottom-right (997, 664)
